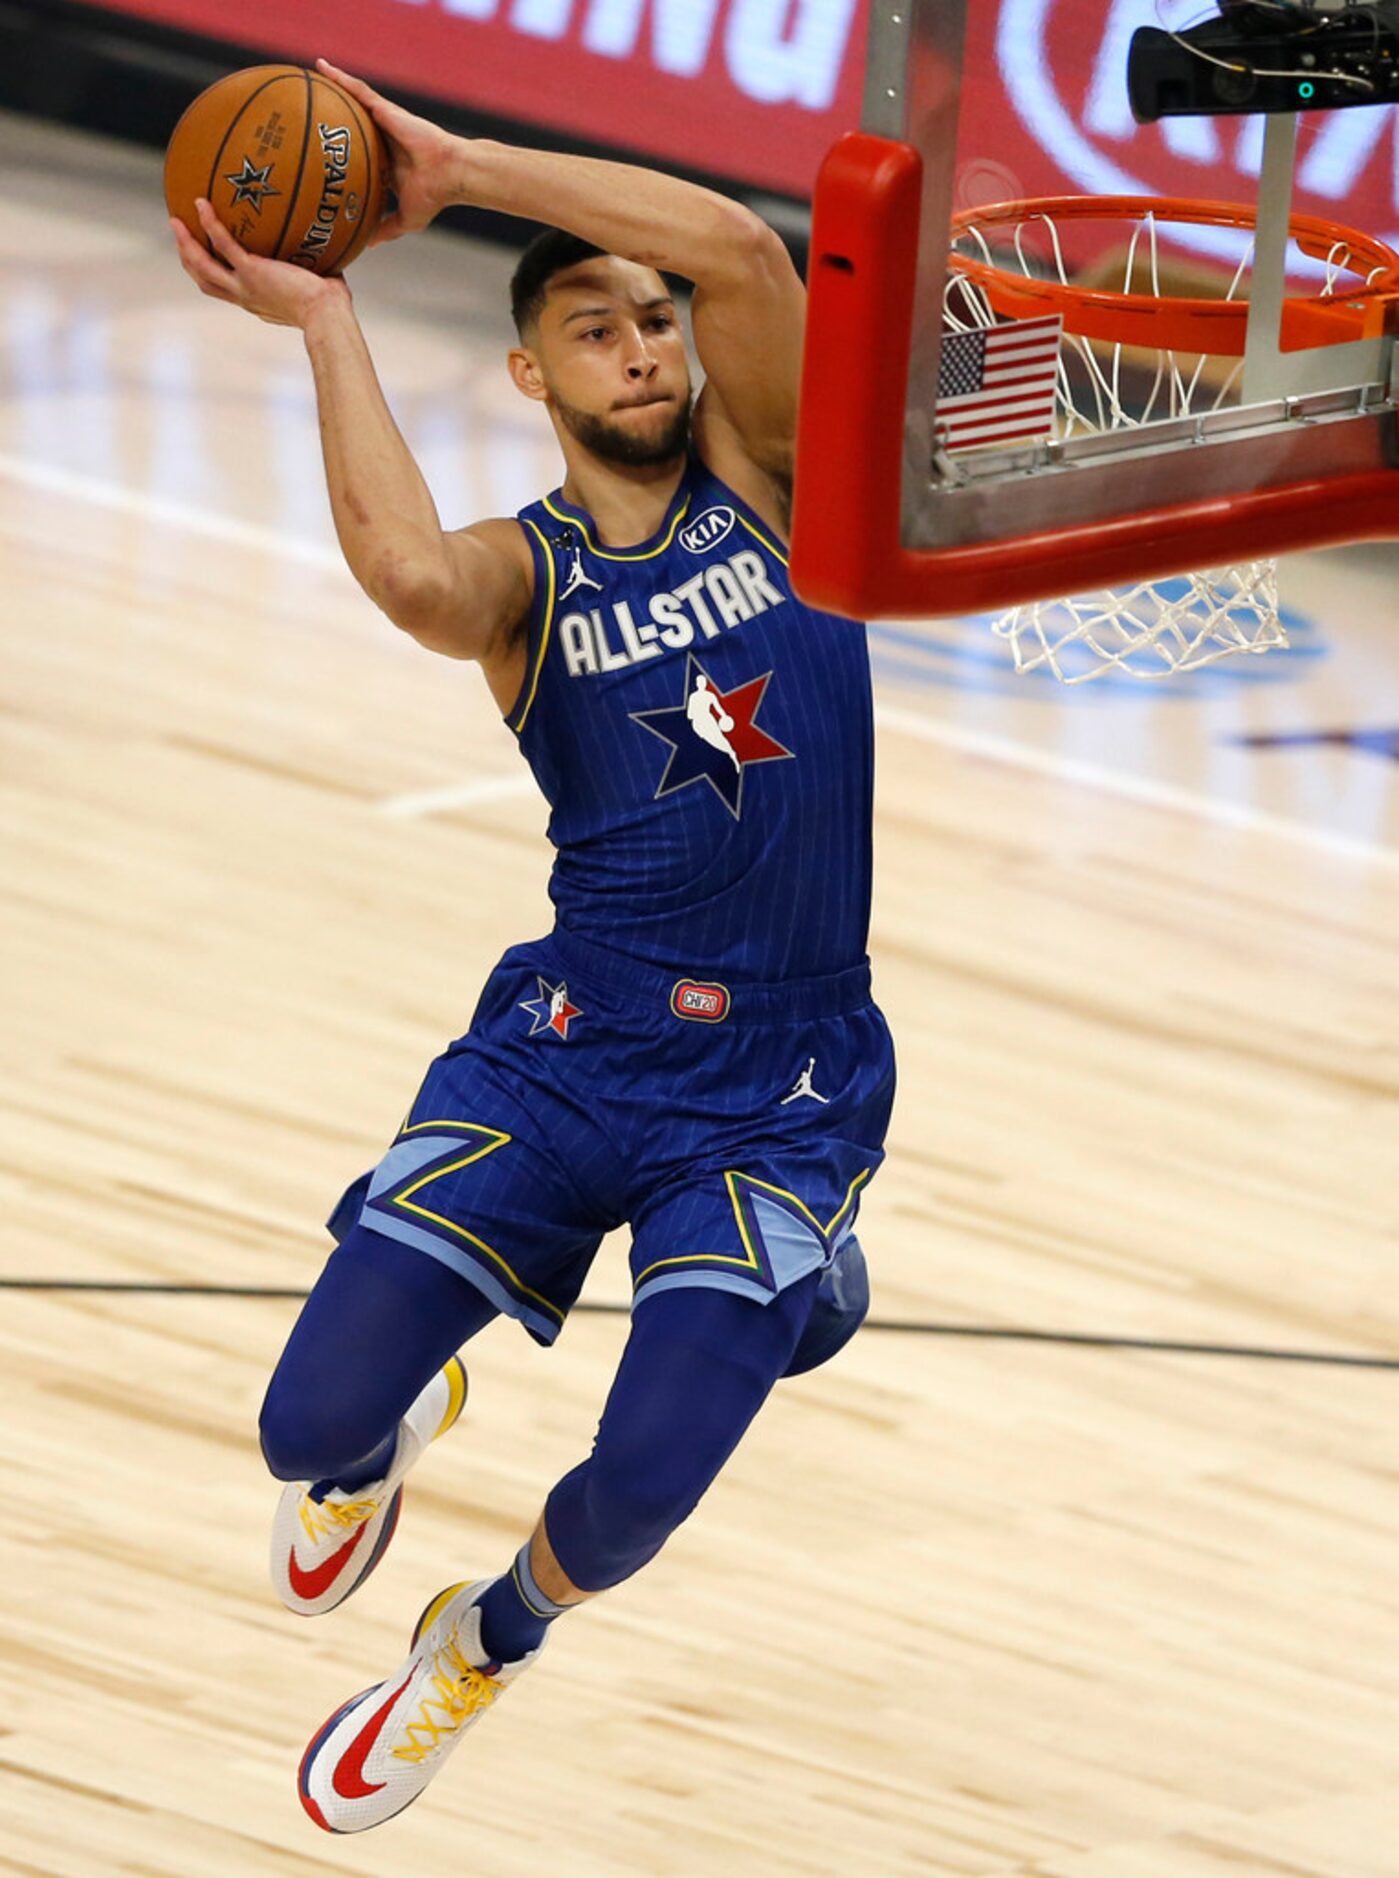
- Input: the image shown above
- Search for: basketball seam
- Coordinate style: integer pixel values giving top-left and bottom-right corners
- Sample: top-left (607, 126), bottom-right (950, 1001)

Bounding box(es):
top-left (203, 70), bottom-right (297, 256)
top-left (322, 81), bottom-right (379, 275)
top-left (270, 68), bottom-right (315, 264)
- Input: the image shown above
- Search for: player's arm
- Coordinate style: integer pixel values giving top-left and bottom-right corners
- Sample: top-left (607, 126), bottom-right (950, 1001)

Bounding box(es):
top-left (170, 201), bottom-right (531, 671)
top-left (298, 292), bottom-right (531, 664)
top-left (319, 62), bottom-right (806, 485)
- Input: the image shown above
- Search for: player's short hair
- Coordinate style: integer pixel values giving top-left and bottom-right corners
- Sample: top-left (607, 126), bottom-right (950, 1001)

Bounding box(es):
top-left (511, 229), bottom-right (608, 336)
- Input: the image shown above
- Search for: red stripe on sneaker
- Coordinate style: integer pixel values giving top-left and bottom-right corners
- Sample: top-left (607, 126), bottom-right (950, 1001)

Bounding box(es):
top-left (332, 1673), bottom-right (415, 1799)
top-left (287, 1524), bottom-right (371, 1602)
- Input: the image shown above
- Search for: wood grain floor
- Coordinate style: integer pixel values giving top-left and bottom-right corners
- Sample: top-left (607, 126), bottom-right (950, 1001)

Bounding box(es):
top-left (1, 109), bottom-right (1397, 1877)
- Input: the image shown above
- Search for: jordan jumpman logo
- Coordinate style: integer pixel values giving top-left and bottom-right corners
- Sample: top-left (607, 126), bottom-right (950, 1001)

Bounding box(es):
top-left (780, 1058), bottom-right (830, 1105)
top-left (558, 545), bottom-right (603, 603)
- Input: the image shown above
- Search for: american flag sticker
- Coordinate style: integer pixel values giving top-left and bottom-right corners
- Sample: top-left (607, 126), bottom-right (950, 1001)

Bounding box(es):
top-left (935, 315), bottom-right (1063, 453)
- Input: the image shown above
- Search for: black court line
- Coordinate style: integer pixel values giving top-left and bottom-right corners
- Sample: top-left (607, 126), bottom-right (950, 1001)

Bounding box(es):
top-left (1, 1278), bottom-right (1396, 1370)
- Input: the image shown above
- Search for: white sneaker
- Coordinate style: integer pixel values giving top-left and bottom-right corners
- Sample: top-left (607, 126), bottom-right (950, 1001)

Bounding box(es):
top-left (270, 1356), bottom-right (467, 1617)
top-left (297, 1578), bottom-right (542, 1833)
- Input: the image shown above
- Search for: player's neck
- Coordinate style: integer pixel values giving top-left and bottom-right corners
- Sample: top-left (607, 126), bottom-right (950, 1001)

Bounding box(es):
top-left (557, 451), bottom-right (687, 549)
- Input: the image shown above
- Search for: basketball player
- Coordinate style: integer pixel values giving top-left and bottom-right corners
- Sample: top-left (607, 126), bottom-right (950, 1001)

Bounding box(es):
top-left (172, 59), bottom-right (894, 1835)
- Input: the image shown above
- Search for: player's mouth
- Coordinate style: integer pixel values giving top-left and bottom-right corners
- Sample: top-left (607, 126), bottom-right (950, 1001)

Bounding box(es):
top-left (615, 394), bottom-right (673, 410)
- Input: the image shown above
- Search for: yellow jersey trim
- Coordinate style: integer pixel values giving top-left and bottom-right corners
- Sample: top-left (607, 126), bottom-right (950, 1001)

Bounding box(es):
top-left (632, 1167), bottom-right (872, 1287)
top-left (510, 517), bottom-right (557, 735)
top-left (541, 493), bottom-right (693, 562)
top-left (384, 1124), bottom-right (567, 1326)
top-left (735, 514), bottom-right (790, 568)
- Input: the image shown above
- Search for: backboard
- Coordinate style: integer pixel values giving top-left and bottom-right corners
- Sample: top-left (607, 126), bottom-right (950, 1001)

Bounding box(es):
top-left (791, 0), bottom-right (1399, 622)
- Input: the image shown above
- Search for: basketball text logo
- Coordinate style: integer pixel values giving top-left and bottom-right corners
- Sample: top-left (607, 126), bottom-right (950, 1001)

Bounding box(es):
top-left (292, 124), bottom-right (354, 268)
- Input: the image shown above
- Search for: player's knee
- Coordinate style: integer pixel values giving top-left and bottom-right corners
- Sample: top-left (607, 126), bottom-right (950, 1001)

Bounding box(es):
top-left (596, 1453), bottom-right (702, 1555)
top-left (545, 1454), bottom-right (699, 1590)
top-left (575, 1452), bottom-right (702, 1576)
top-left (782, 1238), bottom-right (870, 1378)
top-left (258, 1374), bottom-right (383, 1484)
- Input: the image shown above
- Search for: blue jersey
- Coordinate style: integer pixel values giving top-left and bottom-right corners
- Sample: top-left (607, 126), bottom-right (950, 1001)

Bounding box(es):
top-left (506, 454), bottom-right (874, 982)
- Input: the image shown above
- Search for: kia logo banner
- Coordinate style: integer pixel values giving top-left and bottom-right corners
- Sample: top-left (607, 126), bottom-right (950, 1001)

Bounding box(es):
top-left (81, 0), bottom-right (1399, 233)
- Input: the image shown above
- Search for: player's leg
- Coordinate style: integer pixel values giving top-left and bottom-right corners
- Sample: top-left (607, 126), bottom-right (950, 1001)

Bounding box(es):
top-left (260, 1220), bottom-right (498, 1616)
top-left (296, 1273), bottom-right (818, 1834)
top-left (782, 1232), bottom-right (870, 1377)
top-left (482, 1272), bottom-right (820, 1652)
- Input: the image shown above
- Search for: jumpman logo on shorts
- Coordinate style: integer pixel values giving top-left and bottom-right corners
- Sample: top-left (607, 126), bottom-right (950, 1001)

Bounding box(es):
top-left (780, 1058), bottom-right (829, 1105)
top-left (558, 545), bottom-right (603, 603)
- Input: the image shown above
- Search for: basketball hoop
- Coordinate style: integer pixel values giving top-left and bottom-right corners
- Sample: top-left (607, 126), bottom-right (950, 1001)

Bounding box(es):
top-left (945, 196), bottom-right (1399, 682)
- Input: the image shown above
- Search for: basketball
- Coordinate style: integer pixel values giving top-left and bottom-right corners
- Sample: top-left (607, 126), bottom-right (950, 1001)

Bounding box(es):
top-left (164, 65), bottom-right (385, 275)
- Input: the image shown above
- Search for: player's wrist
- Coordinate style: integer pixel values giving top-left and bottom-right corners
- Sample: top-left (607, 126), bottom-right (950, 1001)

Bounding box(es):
top-left (445, 137), bottom-right (505, 212)
top-left (300, 285), bottom-right (356, 345)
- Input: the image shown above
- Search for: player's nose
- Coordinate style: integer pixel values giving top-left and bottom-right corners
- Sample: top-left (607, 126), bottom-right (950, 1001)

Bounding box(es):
top-left (623, 329), bottom-right (659, 379)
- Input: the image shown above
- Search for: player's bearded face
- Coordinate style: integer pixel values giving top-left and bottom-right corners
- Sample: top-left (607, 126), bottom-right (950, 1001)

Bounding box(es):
top-left (551, 387), bottom-right (694, 467)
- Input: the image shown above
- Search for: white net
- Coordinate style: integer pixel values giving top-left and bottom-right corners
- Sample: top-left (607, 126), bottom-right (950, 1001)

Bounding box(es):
top-left (947, 205), bottom-right (1294, 683)
top-left (993, 562), bottom-right (1287, 685)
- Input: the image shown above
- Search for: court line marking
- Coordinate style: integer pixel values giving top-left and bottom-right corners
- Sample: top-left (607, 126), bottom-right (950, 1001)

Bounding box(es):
top-left (872, 702), bottom-right (1399, 872)
top-left (3, 450), bottom-right (1392, 863)
top-left (385, 706), bottom-right (1399, 854)
top-left (0, 452), bottom-right (351, 575)
top-left (3, 1279), bottom-right (1395, 1367)
top-left (378, 773), bottom-right (536, 817)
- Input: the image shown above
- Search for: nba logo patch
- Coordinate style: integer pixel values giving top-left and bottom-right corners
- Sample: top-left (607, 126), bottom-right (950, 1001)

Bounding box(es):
top-left (519, 977), bottom-right (583, 1041)
top-left (670, 979), bottom-right (731, 1023)
top-left (630, 652), bottom-right (793, 821)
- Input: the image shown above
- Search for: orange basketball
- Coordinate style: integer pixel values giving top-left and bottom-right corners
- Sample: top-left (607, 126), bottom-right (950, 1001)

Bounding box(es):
top-left (164, 66), bottom-right (385, 275)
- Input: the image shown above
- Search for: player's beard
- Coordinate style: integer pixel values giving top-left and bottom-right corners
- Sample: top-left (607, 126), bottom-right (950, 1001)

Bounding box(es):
top-left (553, 390), bottom-right (693, 467)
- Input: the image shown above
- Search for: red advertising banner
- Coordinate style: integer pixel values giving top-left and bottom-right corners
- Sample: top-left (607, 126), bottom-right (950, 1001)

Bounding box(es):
top-left (970, 0), bottom-right (1399, 258)
top-left (70, 0), bottom-right (870, 198)
top-left (72, 0), bottom-right (1399, 249)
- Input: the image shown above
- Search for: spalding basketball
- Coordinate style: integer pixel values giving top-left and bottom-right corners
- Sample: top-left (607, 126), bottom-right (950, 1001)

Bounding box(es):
top-left (164, 66), bottom-right (385, 275)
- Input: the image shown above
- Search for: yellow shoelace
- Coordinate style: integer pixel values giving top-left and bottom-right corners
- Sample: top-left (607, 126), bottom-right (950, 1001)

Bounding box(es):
top-left (297, 1491), bottom-right (378, 1546)
top-left (391, 1636), bottom-right (501, 1764)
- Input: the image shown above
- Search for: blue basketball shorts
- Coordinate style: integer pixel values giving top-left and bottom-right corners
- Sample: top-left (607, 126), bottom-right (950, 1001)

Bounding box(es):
top-left (328, 929), bottom-right (896, 1345)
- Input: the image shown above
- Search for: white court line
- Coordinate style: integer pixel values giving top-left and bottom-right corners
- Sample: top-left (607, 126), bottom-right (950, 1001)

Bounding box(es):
top-left (379, 773), bottom-right (535, 817)
top-left (0, 452), bottom-right (350, 575)
top-left (874, 702), bottom-right (1399, 872)
top-left (5, 449), bottom-right (1392, 865)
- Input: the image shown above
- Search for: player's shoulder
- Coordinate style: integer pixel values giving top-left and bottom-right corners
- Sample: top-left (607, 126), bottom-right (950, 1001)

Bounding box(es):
top-left (455, 513), bottom-right (536, 573)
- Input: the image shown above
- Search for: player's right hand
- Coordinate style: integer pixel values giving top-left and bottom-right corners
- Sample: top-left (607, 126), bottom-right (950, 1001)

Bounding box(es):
top-left (315, 59), bottom-right (461, 248)
top-left (172, 199), bottom-right (350, 328)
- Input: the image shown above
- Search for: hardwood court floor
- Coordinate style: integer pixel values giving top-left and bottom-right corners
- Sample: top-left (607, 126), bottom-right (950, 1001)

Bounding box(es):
top-left (1, 109), bottom-right (1397, 1877)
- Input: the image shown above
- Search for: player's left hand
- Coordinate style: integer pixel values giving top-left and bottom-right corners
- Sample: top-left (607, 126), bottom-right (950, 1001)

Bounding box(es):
top-left (171, 199), bottom-right (351, 327)
top-left (315, 59), bottom-right (461, 247)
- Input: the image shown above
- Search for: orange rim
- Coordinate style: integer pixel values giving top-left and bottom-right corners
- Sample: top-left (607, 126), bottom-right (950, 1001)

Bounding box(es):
top-left (950, 195), bottom-right (1399, 355)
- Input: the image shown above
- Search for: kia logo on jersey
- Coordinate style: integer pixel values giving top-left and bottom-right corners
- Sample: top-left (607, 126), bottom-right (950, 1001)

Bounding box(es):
top-left (994, 0), bottom-right (1399, 256)
top-left (680, 507), bottom-right (737, 555)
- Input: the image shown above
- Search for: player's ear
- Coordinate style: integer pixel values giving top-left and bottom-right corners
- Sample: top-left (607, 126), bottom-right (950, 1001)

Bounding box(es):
top-left (509, 346), bottom-right (549, 403)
